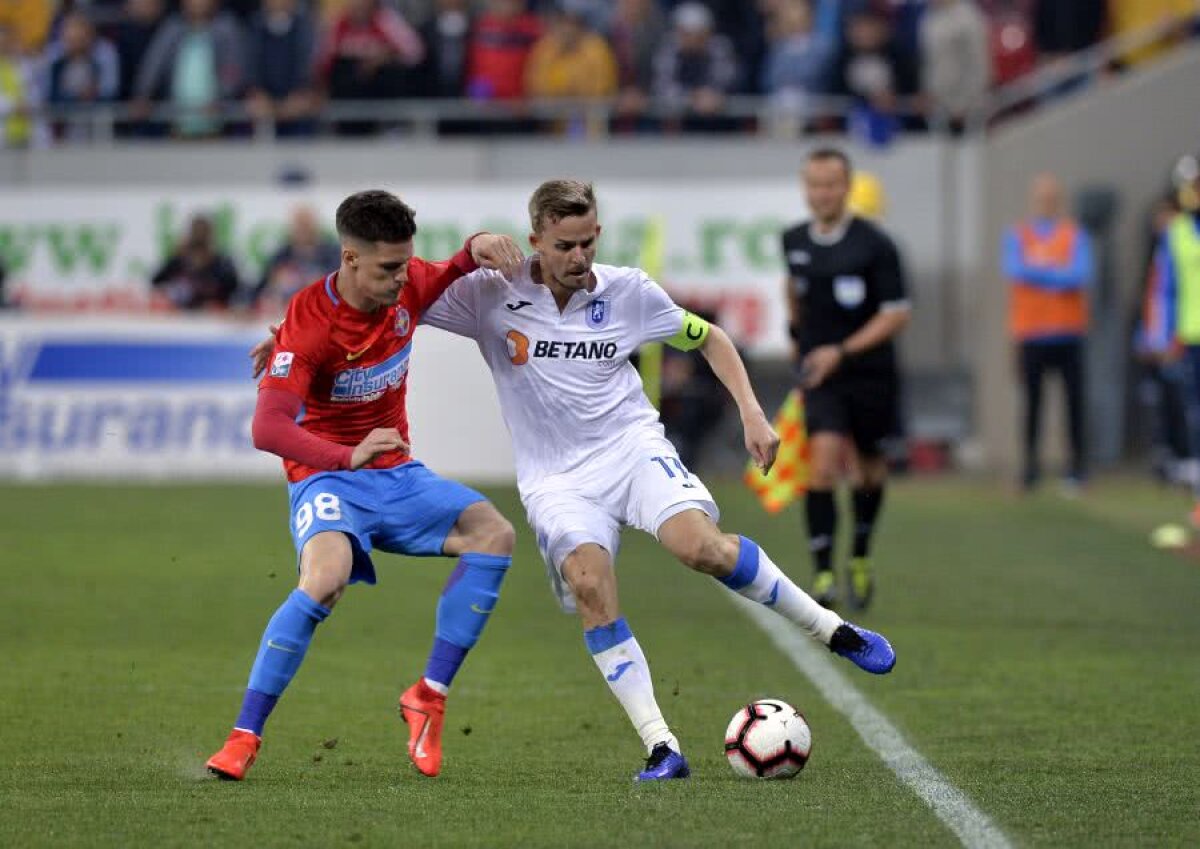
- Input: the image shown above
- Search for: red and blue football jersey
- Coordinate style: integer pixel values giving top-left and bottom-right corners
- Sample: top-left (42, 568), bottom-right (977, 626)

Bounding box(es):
top-left (259, 252), bottom-right (475, 482)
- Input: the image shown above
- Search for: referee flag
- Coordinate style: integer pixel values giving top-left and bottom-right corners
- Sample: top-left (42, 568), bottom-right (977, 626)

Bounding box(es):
top-left (744, 389), bottom-right (809, 513)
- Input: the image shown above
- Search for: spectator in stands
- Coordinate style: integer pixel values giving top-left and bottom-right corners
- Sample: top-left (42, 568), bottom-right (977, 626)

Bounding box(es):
top-left (1032, 0), bottom-right (1105, 65)
top-left (652, 3), bottom-right (739, 125)
top-left (1107, 0), bottom-right (1197, 68)
top-left (890, 0), bottom-right (929, 59)
top-left (703, 0), bottom-right (771, 94)
top-left (610, 0), bottom-right (666, 122)
top-left (466, 0), bottom-right (542, 100)
top-left (417, 0), bottom-right (473, 97)
top-left (524, 1), bottom-right (617, 99)
top-left (0, 23), bottom-right (39, 148)
top-left (244, 0), bottom-right (319, 136)
top-left (45, 12), bottom-right (120, 107)
top-left (114, 0), bottom-right (167, 102)
top-left (983, 0), bottom-right (1038, 87)
top-left (0, 0), bottom-right (52, 55)
top-left (830, 7), bottom-right (922, 142)
top-left (1003, 173), bottom-right (1094, 493)
top-left (316, 0), bottom-right (425, 120)
top-left (132, 0), bottom-right (246, 138)
top-left (761, 0), bottom-right (833, 114)
top-left (151, 213), bottom-right (241, 310)
top-left (253, 205), bottom-right (340, 316)
top-left (920, 0), bottom-right (990, 134)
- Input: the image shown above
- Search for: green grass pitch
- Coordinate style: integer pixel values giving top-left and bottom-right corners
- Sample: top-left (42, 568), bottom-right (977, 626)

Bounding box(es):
top-left (1, 478), bottom-right (1198, 847)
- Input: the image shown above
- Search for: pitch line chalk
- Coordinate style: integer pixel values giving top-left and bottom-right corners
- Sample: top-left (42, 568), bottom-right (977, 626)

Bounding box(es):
top-left (728, 593), bottom-right (1014, 849)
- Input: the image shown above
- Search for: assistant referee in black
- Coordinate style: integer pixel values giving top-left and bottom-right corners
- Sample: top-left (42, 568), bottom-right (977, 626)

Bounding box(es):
top-left (781, 147), bottom-right (911, 610)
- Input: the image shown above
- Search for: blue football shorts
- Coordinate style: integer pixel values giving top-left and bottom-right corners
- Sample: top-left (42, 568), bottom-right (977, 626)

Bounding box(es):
top-left (286, 461), bottom-right (485, 584)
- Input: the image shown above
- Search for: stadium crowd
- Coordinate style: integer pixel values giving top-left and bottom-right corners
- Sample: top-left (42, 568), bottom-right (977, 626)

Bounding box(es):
top-left (1, 0), bottom-right (1197, 143)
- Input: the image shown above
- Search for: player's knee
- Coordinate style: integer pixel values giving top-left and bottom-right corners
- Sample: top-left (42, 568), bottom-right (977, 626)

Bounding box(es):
top-left (858, 454), bottom-right (887, 486)
top-left (566, 570), bottom-right (607, 614)
top-left (807, 456), bottom-right (840, 488)
top-left (473, 510), bottom-right (516, 555)
top-left (562, 550), bottom-right (609, 603)
top-left (298, 569), bottom-right (348, 609)
top-left (676, 532), bottom-right (734, 575)
top-left (808, 467), bottom-right (839, 489)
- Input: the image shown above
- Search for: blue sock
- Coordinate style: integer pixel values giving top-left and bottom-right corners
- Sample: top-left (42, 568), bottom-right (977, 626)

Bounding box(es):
top-left (233, 589), bottom-right (330, 736)
top-left (423, 553), bottom-right (511, 690)
top-left (716, 536), bottom-right (760, 590)
top-left (583, 617), bottom-right (634, 654)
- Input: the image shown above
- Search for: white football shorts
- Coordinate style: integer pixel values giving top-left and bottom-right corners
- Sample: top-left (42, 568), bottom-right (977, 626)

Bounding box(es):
top-left (521, 429), bottom-right (719, 612)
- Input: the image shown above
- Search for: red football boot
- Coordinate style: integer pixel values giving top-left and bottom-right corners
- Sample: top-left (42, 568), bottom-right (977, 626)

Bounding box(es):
top-left (206, 729), bottom-right (261, 781)
top-left (398, 680), bottom-right (447, 777)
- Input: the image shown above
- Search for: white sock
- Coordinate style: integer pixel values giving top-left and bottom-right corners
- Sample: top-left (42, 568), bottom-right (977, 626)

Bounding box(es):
top-left (423, 677), bottom-right (449, 695)
top-left (586, 618), bottom-right (678, 754)
top-left (724, 537), bottom-right (842, 643)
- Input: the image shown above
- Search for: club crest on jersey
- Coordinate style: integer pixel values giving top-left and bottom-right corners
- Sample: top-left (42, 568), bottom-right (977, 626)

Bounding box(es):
top-left (270, 351), bottom-right (294, 378)
top-left (586, 299), bottom-right (609, 329)
top-left (834, 275), bottom-right (866, 308)
top-left (394, 307), bottom-right (411, 337)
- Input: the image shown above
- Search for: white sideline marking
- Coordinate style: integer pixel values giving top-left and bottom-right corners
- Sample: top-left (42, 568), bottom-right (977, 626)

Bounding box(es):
top-left (728, 593), bottom-right (1014, 849)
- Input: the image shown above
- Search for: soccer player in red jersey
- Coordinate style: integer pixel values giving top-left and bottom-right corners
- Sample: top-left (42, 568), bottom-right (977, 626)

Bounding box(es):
top-left (206, 190), bottom-right (524, 781)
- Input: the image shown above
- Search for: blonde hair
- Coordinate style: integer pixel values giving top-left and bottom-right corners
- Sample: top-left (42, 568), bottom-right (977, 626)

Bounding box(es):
top-left (528, 179), bottom-right (597, 233)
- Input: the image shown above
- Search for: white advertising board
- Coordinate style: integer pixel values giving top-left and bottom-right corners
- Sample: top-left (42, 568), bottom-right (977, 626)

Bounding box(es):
top-left (0, 182), bottom-right (809, 355)
top-left (0, 317), bottom-right (513, 482)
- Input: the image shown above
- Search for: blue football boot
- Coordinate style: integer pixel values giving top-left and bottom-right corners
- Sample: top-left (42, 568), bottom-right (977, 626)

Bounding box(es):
top-left (829, 622), bottom-right (896, 674)
top-left (635, 743), bottom-right (691, 782)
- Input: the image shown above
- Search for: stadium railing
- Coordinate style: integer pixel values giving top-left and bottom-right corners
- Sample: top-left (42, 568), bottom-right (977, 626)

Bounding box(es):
top-left (23, 93), bottom-right (890, 145)
top-left (968, 9), bottom-right (1200, 133)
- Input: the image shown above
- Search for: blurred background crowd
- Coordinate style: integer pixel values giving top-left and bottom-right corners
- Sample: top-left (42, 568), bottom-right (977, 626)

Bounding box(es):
top-left (2, 0), bottom-right (1199, 144)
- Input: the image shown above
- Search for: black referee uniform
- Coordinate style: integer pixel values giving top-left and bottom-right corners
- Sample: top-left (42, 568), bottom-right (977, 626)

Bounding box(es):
top-left (782, 216), bottom-right (908, 455)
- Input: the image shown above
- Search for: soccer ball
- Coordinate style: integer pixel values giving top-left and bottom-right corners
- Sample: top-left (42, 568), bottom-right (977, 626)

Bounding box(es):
top-left (724, 698), bottom-right (812, 779)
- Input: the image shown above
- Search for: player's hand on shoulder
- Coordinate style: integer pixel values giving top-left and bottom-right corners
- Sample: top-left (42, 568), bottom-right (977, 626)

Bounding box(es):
top-left (250, 323), bottom-right (283, 378)
top-left (470, 233), bottom-right (524, 279)
top-left (743, 410), bottom-right (781, 474)
top-left (351, 428), bottom-right (408, 470)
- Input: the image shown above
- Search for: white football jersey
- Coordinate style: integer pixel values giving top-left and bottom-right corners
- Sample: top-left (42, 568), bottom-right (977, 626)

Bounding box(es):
top-left (421, 259), bottom-right (686, 490)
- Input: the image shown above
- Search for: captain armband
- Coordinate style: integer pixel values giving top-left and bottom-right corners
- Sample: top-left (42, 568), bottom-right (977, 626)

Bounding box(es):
top-left (666, 311), bottom-right (711, 351)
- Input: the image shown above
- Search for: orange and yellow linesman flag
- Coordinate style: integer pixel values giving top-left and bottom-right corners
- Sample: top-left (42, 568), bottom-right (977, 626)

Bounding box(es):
top-left (744, 389), bottom-right (809, 513)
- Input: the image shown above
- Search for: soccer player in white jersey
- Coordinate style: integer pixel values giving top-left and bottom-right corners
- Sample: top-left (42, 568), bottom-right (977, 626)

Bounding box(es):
top-left (421, 180), bottom-right (896, 781)
top-left (254, 181), bottom-right (896, 781)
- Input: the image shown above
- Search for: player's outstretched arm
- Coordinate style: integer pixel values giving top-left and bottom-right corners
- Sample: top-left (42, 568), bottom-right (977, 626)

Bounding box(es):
top-left (698, 324), bottom-right (780, 474)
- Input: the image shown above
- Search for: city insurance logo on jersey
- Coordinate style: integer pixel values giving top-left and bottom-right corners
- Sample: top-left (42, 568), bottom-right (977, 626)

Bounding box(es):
top-left (0, 333), bottom-right (256, 461)
top-left (505, 299), bottom-right (618, 366)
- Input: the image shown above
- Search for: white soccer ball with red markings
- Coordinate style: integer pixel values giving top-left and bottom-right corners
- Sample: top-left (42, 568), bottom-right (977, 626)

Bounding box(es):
top-left (724, 698), bottom-right (812, 779)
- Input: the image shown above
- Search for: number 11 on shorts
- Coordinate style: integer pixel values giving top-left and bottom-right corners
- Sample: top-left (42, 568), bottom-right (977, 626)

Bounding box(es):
top-left (651, 456), bottom-right (696, 489)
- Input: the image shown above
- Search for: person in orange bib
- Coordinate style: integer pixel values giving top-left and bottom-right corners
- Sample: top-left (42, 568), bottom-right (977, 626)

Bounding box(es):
top-left (1003, 173), bottom-right (1094, 493)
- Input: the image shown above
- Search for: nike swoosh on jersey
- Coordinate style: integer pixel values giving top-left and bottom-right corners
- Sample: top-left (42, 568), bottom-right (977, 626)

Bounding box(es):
top-left (345, 347), bottom-right (369, 361)
top-left (506, 300), bottom-right (534, 311)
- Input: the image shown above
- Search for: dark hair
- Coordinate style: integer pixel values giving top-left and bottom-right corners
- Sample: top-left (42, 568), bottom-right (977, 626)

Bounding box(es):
top-left (528, 179), bottom-right (597, 233)
top-left (806, 147), bottom-right (853, 179)
top-left (335, 190), bottom-right (418, 244)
